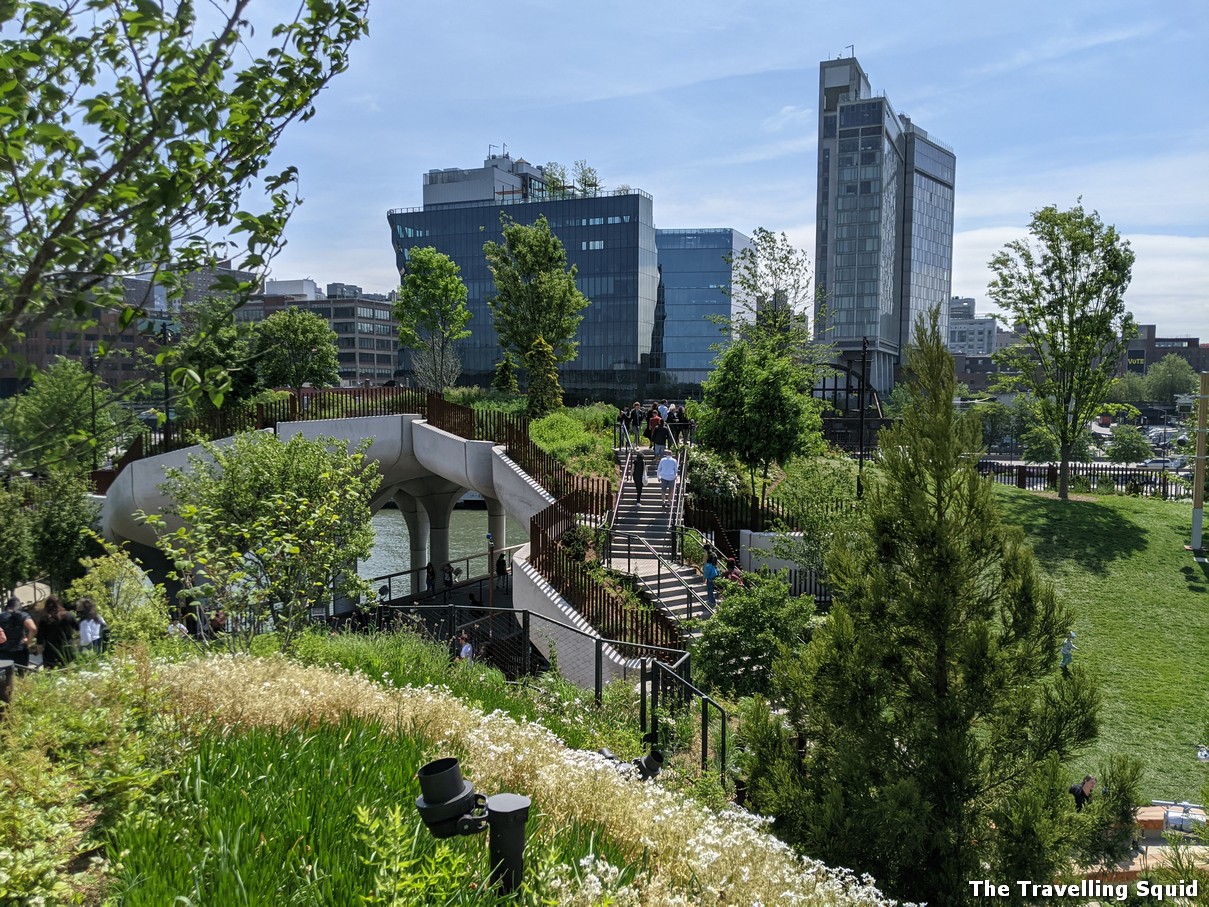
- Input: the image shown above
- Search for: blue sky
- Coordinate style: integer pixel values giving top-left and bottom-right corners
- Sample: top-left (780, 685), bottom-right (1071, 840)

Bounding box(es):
top-left (260, 0), bottom-right (1208, 338)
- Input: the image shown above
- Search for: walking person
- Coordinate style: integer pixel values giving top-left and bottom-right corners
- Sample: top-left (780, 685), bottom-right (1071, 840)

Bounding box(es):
top-left (442, 562), bottom-right (454, 589)
top-left (495, 552), bottom-right (509, 591)
top-left (650, 417), bottom-right (675, 463)
top-left (77, 597), bottom-right (107, 654)
top-left (631, 450), bottom-right (647, 504)
top-left (425, 562), bottom-right (435, 592)
top-left (703, 552), bottom-right (720, 610)
top-left (0, 595), bottom-right (36, 669)
top-left (37, 596), bottom-right (78, 669)
top-left (657, 450), bottom-right (679, 508)
top-left (1061, 630), bottom-right (1076, 676)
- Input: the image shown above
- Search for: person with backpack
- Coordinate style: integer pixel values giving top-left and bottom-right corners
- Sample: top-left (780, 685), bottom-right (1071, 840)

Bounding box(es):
top-left (37, 595), bottom-right (79, 669)
top-left (1, 596), bottom-right (37, 668)
top-left (631, 450), bottom-right (647, 504)
top-left (649, 417), bottom-right (675, 463)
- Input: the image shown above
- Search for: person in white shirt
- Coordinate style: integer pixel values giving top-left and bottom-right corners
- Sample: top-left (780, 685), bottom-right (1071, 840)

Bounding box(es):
top-left (657, 452), bottom-right (678, 507)
top-left (456, 630), bottom-right (473, 663)
top-left (167, 612), bottom-right (190, 638)
top-left (77, 597), bottom-right (107, 653)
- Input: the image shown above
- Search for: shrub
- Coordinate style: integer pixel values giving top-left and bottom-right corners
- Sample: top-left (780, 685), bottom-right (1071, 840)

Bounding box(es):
top-left (66, 545), bottom-right (169, 643)
top-left (685, 447), bottom-right (744, 500)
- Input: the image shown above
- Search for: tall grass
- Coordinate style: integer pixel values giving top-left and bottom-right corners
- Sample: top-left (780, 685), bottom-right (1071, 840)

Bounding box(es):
top-left (529, 406), bottom-right (617, 478)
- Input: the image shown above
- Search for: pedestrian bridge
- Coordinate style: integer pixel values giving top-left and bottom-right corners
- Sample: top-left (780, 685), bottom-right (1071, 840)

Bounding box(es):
top-left (102, 414), bottom-right (555, 584)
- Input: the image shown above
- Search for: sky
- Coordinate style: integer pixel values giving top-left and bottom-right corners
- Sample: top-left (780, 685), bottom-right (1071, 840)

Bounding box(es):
top-left (257, 0), bottom-right (1209, 338)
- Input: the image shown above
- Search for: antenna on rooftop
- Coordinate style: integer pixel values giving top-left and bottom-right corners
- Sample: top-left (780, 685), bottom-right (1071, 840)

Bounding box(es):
top-left (488, 143), bottom-right (498, 157)
top-left (846, 44), bottom-right (854, 58)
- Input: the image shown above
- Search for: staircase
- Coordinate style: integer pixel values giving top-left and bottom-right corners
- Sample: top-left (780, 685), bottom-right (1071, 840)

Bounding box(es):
top-left (609, 449), bottom-right (712, 632)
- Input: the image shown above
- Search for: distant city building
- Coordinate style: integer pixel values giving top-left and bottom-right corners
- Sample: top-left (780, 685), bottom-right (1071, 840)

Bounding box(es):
top-left (387, 151), bottom-right (658, 396)
top-left (654, 228), bottom-right (750, 388)
top-left (946, 295), bottom-right (1001, 357)
top-left (0, 263), bottom-right (253, 397)
top-left (1123, 324), bottom-right (1208, 375)
top-left (242, 281), bottom-right (399, 385)
top-left (814, 56), bottom-right (957, 394)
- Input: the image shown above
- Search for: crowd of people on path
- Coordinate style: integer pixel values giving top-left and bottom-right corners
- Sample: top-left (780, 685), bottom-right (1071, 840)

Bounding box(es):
top-left (1, 593), bottom-right (108, 670)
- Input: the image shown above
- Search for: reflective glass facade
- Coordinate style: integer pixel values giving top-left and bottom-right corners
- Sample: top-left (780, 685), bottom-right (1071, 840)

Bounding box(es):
top-left (654, 228), bottom-right (750, 386)
top-left (389, 191), bottom-right (657, 395)
top-left (814, 58), bottom-right (956, 393)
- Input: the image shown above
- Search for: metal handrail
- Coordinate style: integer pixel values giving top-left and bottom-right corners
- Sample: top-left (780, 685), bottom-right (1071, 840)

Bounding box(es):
top-left (607, 424), bottom-right (636, 533)
top-left (605, 528), bottom-right (712, 622)
top-left (370, 543), bottom-right (526, 603)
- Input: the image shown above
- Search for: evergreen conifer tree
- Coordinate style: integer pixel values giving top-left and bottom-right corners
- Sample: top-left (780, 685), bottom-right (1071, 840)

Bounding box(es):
top-left (525, 337), bottom-right (562, 418)
top-left (751, 308), bottom-right (1099, 906)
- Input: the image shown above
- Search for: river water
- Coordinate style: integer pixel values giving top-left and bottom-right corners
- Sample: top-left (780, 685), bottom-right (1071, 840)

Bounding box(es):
top-left (358, 506), bottom-right (528, 582)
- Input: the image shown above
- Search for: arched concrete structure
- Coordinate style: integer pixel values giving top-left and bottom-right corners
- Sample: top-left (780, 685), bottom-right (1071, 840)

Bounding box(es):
top-left (100, 412), bottom-right (671, 684)
top-left (102, 415), bottom-right (555, 573)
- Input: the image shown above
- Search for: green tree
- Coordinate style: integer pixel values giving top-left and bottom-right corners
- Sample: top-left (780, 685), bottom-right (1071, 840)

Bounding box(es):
top-left (1144, 354), bottom-right (1197, 407)
top-left (542, 161), bottom-right (569, 198)
top-left (1106, 423), bottom-right (1152, 463)
top-left (0, 356), bottom-right (121, 471)
top-left (174, 297), bottom-right (261, 414)
top-left (0, 0), bottom-right (368, 367)
top-left (150, 432), bottom-right (380, 653)
top-left (571, 159), bottom-right (600, 196)
top-left (491, 352), bottom-right (519, 394)
top-left (725, 228), bottom-right (830, 368)
top-left (989, 203), bottom-right (1135, 499)
top-left (484, 215), bottom-right (590, 371)
top-left (67, 543), bottom-right (169, 643)
top-left (395, 247), bottom-right (472, 392)
top-left (252, 308), bottom-right (340, 402)
top-left (692, 571), bottom-right (814, 699)
top-left (697, 342), bottom-right (825, 497)
top-left (524, 337), bottom-right (563, 418)
top-left (750, 309), bottom-right (1099, 906)
top-left (1107, 371), bottom-right (1148, 404)
top-left (0, 483), bottom-right (34, 596)
top-left (31, 469), bottom-right (100, 594)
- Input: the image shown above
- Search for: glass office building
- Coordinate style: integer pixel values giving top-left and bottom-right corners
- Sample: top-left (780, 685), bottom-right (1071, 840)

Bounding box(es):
top-left (814, 57), bottom-right (956, 393)
top-left (387, 153), bottom-right (657, 397)
top-left (654, 228), bottom-right (750, 388)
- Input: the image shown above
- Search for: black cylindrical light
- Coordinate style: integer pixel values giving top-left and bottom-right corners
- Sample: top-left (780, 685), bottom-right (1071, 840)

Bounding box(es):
top-left (485, 792), bottom-right (531, 894)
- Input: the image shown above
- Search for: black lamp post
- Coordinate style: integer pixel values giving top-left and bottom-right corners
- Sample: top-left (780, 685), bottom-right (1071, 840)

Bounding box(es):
top-left (160, 321), bottom-right (173, 446)
top-left (87, 348), bottom-right (98, 472)
top-left (857, 336), bottom-right (868, 500)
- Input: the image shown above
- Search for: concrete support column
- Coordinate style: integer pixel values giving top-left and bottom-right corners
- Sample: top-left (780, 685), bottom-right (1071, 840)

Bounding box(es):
top-left (486, 497), bottom-right (507, 550)
top-left (415, 487), bottom-right (463, 574)
top-left (394, 490), bottom-right (431, 594)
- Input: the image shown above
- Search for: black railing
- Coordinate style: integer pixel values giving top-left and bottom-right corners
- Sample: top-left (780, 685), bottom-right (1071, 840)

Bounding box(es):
top-left (640, 656), bottom-right (728, 777)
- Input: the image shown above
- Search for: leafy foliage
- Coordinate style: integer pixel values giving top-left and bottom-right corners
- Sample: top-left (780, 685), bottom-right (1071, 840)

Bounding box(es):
top-left (697, 342), bottom-right (825, 496)
top-left (0, 356), bottom-right (122, 471)
top-left (395, 246), bottom-right (472, 392)
top-left (30, 469), bottom-right (100, 594)
top-left (1106, 424), bottom-right (1152, 463)
top-left (252, 308), bottom-right (341, 399)
top-left (149, 432), bottom-right (380, 652)
top-left (484, 215), bottom-right (589, 367)
top-left (1144, 353), bottom-right (1198, 407)
top-left (0, 483), bottom-right (34, 594)
top-left (989, 204), bottom-right (1135, 498)
top-left (0, 0), bottom-right (369, 374)
top-left (66, 544), bottom-right (169, 643)
top-left (747, 309), bottom-right (1100, 906)
top-left (692, 571), bottom-right (814, 699)
top-left (173, 296), bottom-right (261, 414)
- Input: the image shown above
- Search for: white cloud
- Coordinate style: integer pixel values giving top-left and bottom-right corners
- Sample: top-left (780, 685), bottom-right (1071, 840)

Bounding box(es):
top-left (968, 21), bottom-right (1164, 79)
top-left (954, 228), bottom-right (1209, 338)
top-left (761, 105), bottom-right (814, 133)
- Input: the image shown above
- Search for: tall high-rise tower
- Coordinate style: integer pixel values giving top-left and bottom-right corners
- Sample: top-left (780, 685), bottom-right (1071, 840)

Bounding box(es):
top-left (814, 57), bottom-right (956, 393)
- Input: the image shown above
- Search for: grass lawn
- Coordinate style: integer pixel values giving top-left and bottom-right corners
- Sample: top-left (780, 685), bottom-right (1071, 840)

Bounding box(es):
top-left (994, 486), bottom-right (1209, 801)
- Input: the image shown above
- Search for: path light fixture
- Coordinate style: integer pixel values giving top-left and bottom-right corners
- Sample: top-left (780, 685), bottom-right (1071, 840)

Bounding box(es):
top-left (414, 757), bottom-right (531, 894)
top-left (596, 745), bottom-right (664, 781)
